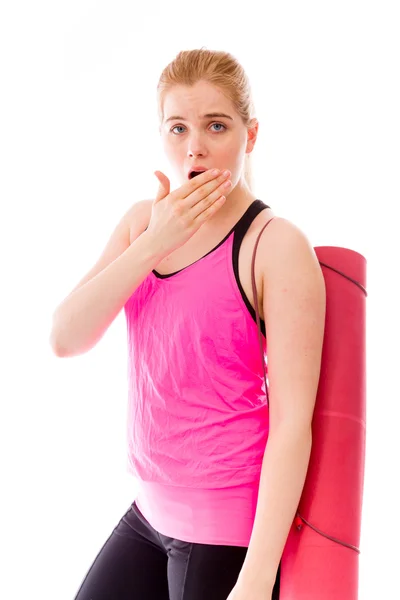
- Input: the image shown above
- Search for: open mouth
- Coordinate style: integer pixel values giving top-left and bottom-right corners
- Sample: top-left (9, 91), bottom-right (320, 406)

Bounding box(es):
top-left (189, 170), bottom-right (206, 180)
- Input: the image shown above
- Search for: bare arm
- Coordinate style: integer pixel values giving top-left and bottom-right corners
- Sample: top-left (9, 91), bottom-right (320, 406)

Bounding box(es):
top-left (50, 229), bottom-right (163, 358)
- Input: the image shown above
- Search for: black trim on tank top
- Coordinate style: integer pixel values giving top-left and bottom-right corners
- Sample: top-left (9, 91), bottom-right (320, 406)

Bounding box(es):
top-left (232, 200), bottom-right (269, 338)
top-left (151, 199), bottom-right (270, 336)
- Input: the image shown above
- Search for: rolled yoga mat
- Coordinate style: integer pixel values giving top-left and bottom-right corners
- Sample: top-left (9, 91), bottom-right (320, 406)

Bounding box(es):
top-left (251, 236), bottom-right (367, 600)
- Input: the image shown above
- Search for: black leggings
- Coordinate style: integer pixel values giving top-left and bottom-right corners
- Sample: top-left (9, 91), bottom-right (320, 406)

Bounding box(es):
top-left (73, 499), bottom-right (281, 600)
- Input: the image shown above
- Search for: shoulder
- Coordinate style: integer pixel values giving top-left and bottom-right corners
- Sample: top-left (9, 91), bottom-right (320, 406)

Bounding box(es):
top-left (259, 216), bottom-right (326, 325)
top-left (126, 199), bottom-right (153, 243)
top-left (259, 214), bottom-right (311, 248)
top-left (125, 198), bottom-right (153, 222)
top-left (259, 216), bottom-right (323, 284)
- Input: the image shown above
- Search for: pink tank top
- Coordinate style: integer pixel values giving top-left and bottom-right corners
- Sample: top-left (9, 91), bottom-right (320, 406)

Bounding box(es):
top-left (123, 199), bottom-right (271, 546)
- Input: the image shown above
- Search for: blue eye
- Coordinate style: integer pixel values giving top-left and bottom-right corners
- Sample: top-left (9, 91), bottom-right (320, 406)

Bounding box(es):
top-left (171, 125), bottom-right (185, 134)
top-left (170, 122), bottom-right (227, 135)
top-left (211, 123), bottom-right (226, 132)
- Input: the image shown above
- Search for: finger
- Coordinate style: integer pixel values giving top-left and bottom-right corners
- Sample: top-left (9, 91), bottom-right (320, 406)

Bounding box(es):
top-left (171, 169), bottom-right (222, 201)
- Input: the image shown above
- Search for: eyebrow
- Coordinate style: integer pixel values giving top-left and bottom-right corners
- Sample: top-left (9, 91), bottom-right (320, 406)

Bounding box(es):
top-left (164, 112), bottom-right (234, 124)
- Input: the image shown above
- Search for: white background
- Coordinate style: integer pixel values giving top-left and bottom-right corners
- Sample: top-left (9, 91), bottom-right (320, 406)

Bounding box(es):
top-left (1, 1), bottom-right (398, 598)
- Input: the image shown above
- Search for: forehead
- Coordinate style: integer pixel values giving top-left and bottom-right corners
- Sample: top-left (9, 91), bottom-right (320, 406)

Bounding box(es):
top-left (163, 81), bottom-right (235, 121)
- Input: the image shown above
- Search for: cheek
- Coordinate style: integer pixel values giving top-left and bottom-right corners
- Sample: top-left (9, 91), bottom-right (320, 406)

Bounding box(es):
top-left (163, 138), bottom-right (184, 160)
top-left (223, 151), bottom-right (243, 176)
top-left (221, 141), bottom-right (241, 163)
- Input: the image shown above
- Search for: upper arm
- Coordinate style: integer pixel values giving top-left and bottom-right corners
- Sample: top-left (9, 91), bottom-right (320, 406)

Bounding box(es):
top-left (68, 199), bottom-right (152, 295)
top-left (261, 218), bottom-right (327, 433)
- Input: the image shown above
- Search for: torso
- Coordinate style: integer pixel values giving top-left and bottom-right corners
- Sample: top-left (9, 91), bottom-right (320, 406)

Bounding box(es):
top-left (130, 200), bottom-right (277, 322)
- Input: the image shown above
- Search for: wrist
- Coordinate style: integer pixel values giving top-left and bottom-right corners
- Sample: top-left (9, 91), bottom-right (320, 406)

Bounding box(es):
top-left (237, 564), bottom-right (276, 593)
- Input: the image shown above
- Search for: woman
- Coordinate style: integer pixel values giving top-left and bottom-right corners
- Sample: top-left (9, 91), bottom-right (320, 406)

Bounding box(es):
top-left (51, 48), bottom-right (326, 600)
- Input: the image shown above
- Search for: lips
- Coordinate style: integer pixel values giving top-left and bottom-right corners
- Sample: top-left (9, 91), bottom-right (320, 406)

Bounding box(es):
top-left (187, 166), bottom-right (208, 179)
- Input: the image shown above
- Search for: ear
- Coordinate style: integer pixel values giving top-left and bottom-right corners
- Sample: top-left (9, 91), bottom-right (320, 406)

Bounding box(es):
top-left (246, 118), bottom-right (259, 153)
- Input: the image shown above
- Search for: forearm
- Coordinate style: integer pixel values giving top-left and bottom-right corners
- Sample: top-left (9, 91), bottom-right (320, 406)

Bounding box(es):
top-left (238, 425), bottom-right (312, 589)
top-left (50, 231), bottom-right (164, 357)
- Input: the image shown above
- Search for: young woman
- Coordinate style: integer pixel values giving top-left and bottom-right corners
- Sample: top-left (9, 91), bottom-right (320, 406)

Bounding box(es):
top-left (51, 48), bottom-right (326, 600)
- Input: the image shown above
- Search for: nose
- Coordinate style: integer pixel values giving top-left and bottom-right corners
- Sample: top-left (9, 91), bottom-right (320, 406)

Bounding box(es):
top-left (186, 132), bottom-right (208, 159)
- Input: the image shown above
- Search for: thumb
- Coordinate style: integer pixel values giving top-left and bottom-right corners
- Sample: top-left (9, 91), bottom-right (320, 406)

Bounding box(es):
top-left (154, 170), bottom-right (170, 203)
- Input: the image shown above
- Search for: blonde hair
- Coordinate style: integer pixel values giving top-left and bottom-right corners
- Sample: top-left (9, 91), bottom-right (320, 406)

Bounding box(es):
top-left (157, 48), bottom-right (256, 192)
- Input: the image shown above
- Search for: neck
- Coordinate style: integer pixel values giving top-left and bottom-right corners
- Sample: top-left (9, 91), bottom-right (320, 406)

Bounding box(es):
top-left (201, 179), bottom-right (256, 232)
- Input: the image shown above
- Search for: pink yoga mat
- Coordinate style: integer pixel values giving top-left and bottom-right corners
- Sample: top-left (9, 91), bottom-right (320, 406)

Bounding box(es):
top-left (281, 247), bottom-right (366, 599)
top-left (251, 238), bottom-right (368, 599)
